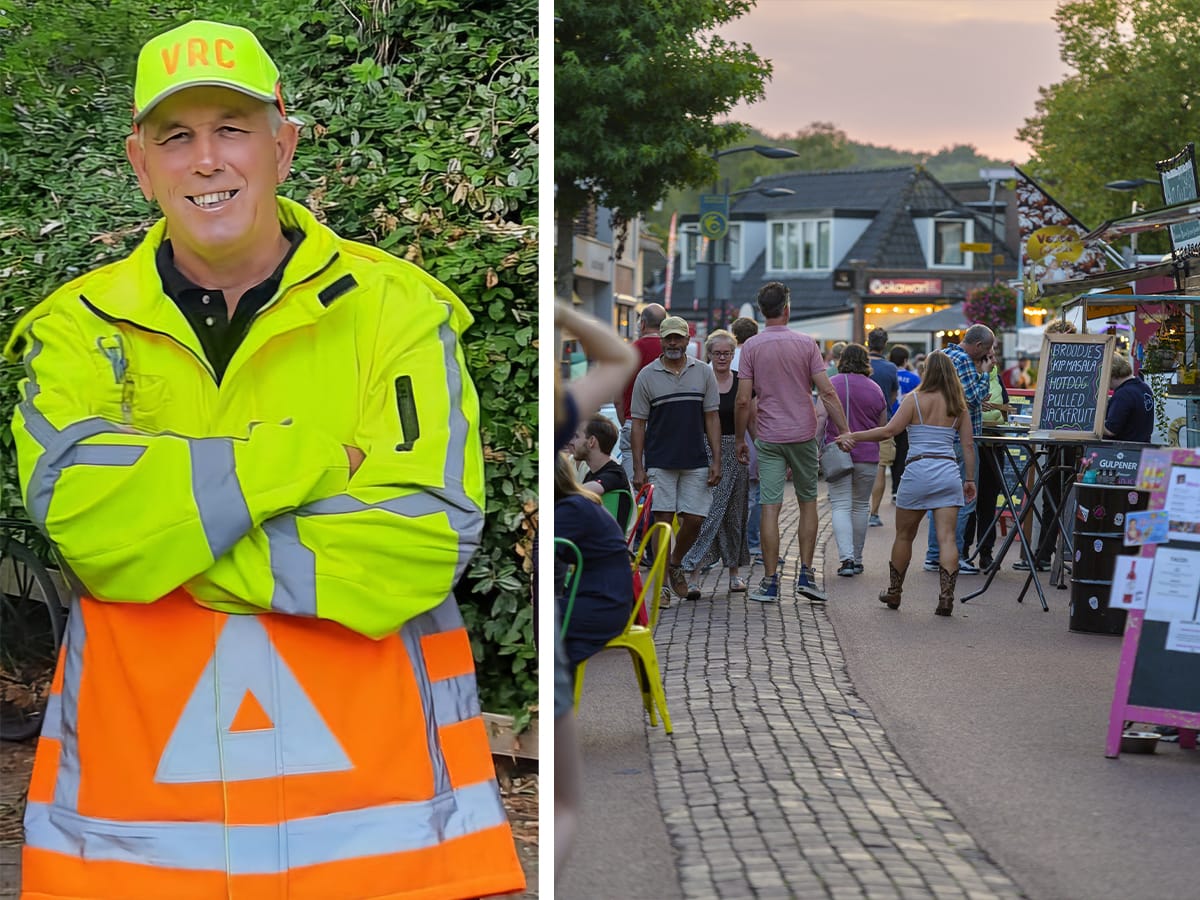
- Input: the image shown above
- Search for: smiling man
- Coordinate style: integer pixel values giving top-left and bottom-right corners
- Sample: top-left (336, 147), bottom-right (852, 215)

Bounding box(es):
top-left (629, 316), bottom-right (721, 604)
top-left (5, 20), bottom-right (524, 900)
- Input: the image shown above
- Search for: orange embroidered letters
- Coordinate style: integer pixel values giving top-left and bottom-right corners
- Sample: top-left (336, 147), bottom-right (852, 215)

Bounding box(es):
top-left (160, 44), bottom-right (181, 75)
top-left (215, 39), bottom-right (235, 68)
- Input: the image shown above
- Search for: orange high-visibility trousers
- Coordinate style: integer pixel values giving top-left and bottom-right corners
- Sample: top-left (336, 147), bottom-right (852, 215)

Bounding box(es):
top-left (22, 592), bottom-right (524, 899)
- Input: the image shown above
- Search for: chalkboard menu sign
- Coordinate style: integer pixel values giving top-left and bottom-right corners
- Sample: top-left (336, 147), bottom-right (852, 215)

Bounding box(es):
top-left (1031, 333), bottom-right (1115, 439)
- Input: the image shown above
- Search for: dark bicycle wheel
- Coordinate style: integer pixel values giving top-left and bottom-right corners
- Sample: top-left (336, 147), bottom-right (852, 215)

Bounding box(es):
top-left (0, 540), bottom-right (66, 742)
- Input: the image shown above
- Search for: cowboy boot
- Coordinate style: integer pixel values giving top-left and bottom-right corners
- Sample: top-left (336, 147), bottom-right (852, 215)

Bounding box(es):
top-left (936, 565), bottom-right (958, 616)
top-left (878, 561), bottom-right (905, 609)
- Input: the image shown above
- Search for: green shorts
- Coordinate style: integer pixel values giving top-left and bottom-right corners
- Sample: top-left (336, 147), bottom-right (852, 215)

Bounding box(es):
top-left (756, 438), bottom-right (818, 505)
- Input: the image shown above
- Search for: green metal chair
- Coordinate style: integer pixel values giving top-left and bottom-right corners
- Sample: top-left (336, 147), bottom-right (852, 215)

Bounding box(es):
top-left (553, 537), bottom-right (583, 641)
top-left (599, 488), bottom-right (635, 539)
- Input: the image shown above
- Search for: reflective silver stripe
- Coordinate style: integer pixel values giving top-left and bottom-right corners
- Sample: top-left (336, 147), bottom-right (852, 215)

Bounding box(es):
top-left (438, 322), bottom-right (484, 584)
top-left (40, 692), bottom-right (63, 742)
top-left (53, 606), bottom-right (86, 809)
top-left (23, 779), bottom-right (507, 874)
top-left (268, 494), bottom-right (483, 619)
top-left (155, 616), bottom-right (351, 784)
top-left (65, 445), bottom-right (146, 467)
top-left (401, 602), bottom-right (451, 795)
top-left (398, 594), bottom-right (471, 797)
top-left (189, 438), bottom-right (253, 560)
top-left (264, 515), bottom-right (318, 617)
top-left (430, 673), bottom-right (480, 725)
top-left (24, 419), bottom-right (131, 527)
top-left (20, 335), bottom-right (45, 410)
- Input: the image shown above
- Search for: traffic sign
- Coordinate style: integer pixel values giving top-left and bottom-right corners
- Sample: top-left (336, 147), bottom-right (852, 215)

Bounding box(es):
top-left (960, 242), bottom-right (992, 254)
top-left (699, 194), bottom-right (730, 241)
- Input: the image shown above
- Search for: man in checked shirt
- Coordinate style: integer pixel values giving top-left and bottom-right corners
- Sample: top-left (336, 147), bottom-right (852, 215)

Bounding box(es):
top-left (922, 323), bottom-right (995, 574)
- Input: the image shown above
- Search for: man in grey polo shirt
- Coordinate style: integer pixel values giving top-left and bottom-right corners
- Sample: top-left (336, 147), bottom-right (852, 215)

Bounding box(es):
top-left (630, 316), bottom-right (721, 604)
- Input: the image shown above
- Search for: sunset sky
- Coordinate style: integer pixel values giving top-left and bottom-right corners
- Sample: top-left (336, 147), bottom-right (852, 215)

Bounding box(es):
top-left (718, 0), bottom-right (1071, 162)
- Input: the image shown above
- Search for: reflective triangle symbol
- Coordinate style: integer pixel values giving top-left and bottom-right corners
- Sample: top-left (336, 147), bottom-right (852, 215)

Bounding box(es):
top-left (155, 615), bottom-right (352, 784)
top-left (229, 690), bottom-right (274, 732)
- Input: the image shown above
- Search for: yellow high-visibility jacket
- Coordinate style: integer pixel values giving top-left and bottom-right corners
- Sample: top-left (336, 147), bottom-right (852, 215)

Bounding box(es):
top-left (5, 198), bottom-right (524, 899)
top-left (6, 196), bottom-right (486, 639)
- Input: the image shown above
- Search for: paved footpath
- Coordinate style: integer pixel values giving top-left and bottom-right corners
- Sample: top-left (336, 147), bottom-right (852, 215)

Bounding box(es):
top-left (644, 495), bottom-right (1025, 899)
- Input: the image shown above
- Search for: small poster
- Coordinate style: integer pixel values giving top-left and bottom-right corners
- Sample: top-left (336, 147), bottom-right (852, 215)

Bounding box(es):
top-left (1125, 510), bottom-right (1168, 546)
top-left (1166, 620), bottom-right (1200, 654)
top-left (1110, 556), bottom-right (1152, 611)
top-left (1164, 465), bottom-right (1200, 542)
top-left (1145, 547), bottom-right (1200, 625)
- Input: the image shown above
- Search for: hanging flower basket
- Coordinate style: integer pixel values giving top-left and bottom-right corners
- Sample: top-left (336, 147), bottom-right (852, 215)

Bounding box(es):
top-left (963, 282), bottom-right (1017, 333)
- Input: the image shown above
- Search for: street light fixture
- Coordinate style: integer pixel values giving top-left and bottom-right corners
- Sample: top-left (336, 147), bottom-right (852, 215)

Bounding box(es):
top-left (1105, 177), bottom-right (1158, 264)
top-left (701, 145), bottom-right (799, 333)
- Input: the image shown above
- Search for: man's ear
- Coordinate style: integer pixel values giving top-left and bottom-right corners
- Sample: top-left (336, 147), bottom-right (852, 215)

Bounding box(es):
top-left (275, 119), bottom-right (299, 183)
top-left (126, 133), bottom-right (155, 201)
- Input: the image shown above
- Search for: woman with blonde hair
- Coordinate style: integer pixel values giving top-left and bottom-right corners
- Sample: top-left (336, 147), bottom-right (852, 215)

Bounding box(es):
top-left (682, 330), bottom-right (751, 593)
top-left (840, 351), bottom-right (977, 616)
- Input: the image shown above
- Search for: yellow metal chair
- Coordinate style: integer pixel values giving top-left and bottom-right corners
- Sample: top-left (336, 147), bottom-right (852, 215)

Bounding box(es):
top-left (573, 521), bottom-right (674, 733)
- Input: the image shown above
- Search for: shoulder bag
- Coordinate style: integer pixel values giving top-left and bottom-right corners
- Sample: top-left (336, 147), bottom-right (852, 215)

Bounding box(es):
top-left (819, 375), bottom-right (854, 481)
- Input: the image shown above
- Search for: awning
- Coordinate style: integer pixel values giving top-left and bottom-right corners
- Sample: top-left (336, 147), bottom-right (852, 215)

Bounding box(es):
top-left (1039, 260), bottom-right (1177, 298)
top-left (787, 310), bottom-right (853, 341)
top-left (893, 302), bottom-right (969, 333)
top-left (1081, 199), bottom-right (1200, 242)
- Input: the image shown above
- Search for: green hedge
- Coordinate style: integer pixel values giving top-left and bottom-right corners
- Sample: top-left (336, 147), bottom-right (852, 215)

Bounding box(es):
top-left (0, 0), bottom-right (537, 720)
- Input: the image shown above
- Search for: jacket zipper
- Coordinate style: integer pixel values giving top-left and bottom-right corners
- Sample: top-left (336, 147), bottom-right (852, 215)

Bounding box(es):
top-left (80, 295), bottom-right (218, 385)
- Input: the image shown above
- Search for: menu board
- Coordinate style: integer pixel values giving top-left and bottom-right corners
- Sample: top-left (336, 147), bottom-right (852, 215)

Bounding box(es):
top-left (1156, 143), bottom-right (1200, 258)
top-left (1105, 448), bottom-right (1200, 758)
top-left (1031, 332), bottom-right (1115, 439)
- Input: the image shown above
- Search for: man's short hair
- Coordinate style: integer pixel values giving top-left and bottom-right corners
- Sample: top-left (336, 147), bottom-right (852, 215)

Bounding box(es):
top-left (888, 344), bottom-right (910, 367)
top-left (1110, 353), bottom-right (1132, 380)
top-left (868, 328), bottom-right (888, 353)
top-left (730, 317), bottom-right (759, 345)
top-left (830, 341), bottom-right (847, 360)
top-left (963, 323), bottom-right (995, 347)
top-left (583, 415), bottom-right (619, 455)
top-left (757, 282), bottom-right (790, 319)
top-left (640, 306), bottom-right (666, 330)
top-left (1044, 319), bottom-right (1077, 335)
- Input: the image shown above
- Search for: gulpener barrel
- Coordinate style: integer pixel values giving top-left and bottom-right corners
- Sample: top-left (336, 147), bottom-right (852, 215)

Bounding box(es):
top-left (1069, 483), bottom-right (1149, 634)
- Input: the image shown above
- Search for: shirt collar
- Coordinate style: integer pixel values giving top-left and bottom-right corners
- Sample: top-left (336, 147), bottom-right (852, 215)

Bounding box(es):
top-left (155, 228), bottom-right (305, 301)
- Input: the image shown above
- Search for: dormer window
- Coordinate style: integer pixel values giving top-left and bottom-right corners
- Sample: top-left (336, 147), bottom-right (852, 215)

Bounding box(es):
top-left (931, 219), bottom-right (973, 268)
top-left (767, 219), bottom-right (832, 273)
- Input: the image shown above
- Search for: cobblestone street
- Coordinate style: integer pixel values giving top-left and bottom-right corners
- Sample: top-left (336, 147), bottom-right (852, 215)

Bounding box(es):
top-left (645, 498), bottom-right (1024, 899)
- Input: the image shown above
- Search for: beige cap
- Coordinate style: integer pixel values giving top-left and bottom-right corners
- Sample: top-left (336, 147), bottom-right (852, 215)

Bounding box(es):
top-left (659, 316), bottom-right (690, 338)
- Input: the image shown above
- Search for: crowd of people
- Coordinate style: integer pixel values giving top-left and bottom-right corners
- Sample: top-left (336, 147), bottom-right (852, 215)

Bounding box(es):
top-left (555, 284), bottom-right (1160, 668)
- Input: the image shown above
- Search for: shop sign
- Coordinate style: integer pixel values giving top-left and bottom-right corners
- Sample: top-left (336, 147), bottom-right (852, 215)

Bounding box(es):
top-left (868, 277), bottom-right (942, 296)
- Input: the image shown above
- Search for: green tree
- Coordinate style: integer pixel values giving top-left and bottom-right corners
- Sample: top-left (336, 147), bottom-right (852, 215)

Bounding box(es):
top-left (1017, 0), bottom-right (1200, 240)
top-left (0, 0), bottom-right (538, 719)
top-left (554, 0), bottom-right (772, 297)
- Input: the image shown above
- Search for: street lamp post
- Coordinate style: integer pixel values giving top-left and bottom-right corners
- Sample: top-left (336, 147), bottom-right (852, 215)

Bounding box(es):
top-left (1105, 177), bottom-right (1157, 265)
top-left (701, 145), bottom-right (798, 334)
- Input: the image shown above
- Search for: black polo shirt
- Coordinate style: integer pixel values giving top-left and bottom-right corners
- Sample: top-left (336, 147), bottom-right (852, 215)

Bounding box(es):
top-left (155, 229), bottom-right (304, 382)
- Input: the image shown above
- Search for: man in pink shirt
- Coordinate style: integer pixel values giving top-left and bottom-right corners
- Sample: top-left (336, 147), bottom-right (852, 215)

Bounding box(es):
top-left (735, 282), bottom-right (850, 602)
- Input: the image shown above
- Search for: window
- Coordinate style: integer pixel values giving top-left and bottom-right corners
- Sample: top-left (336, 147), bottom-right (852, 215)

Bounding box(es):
top-left (679, 223), bottom-right (743, 274)
top-left (933, 219), bottom-right (969, 267)
top-left (768, 220), bottom-right (832, 272)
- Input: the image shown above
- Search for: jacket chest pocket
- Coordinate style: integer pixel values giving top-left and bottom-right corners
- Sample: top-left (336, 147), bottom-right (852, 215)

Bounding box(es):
top-left (97, 370), bottom-right (172, 429)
